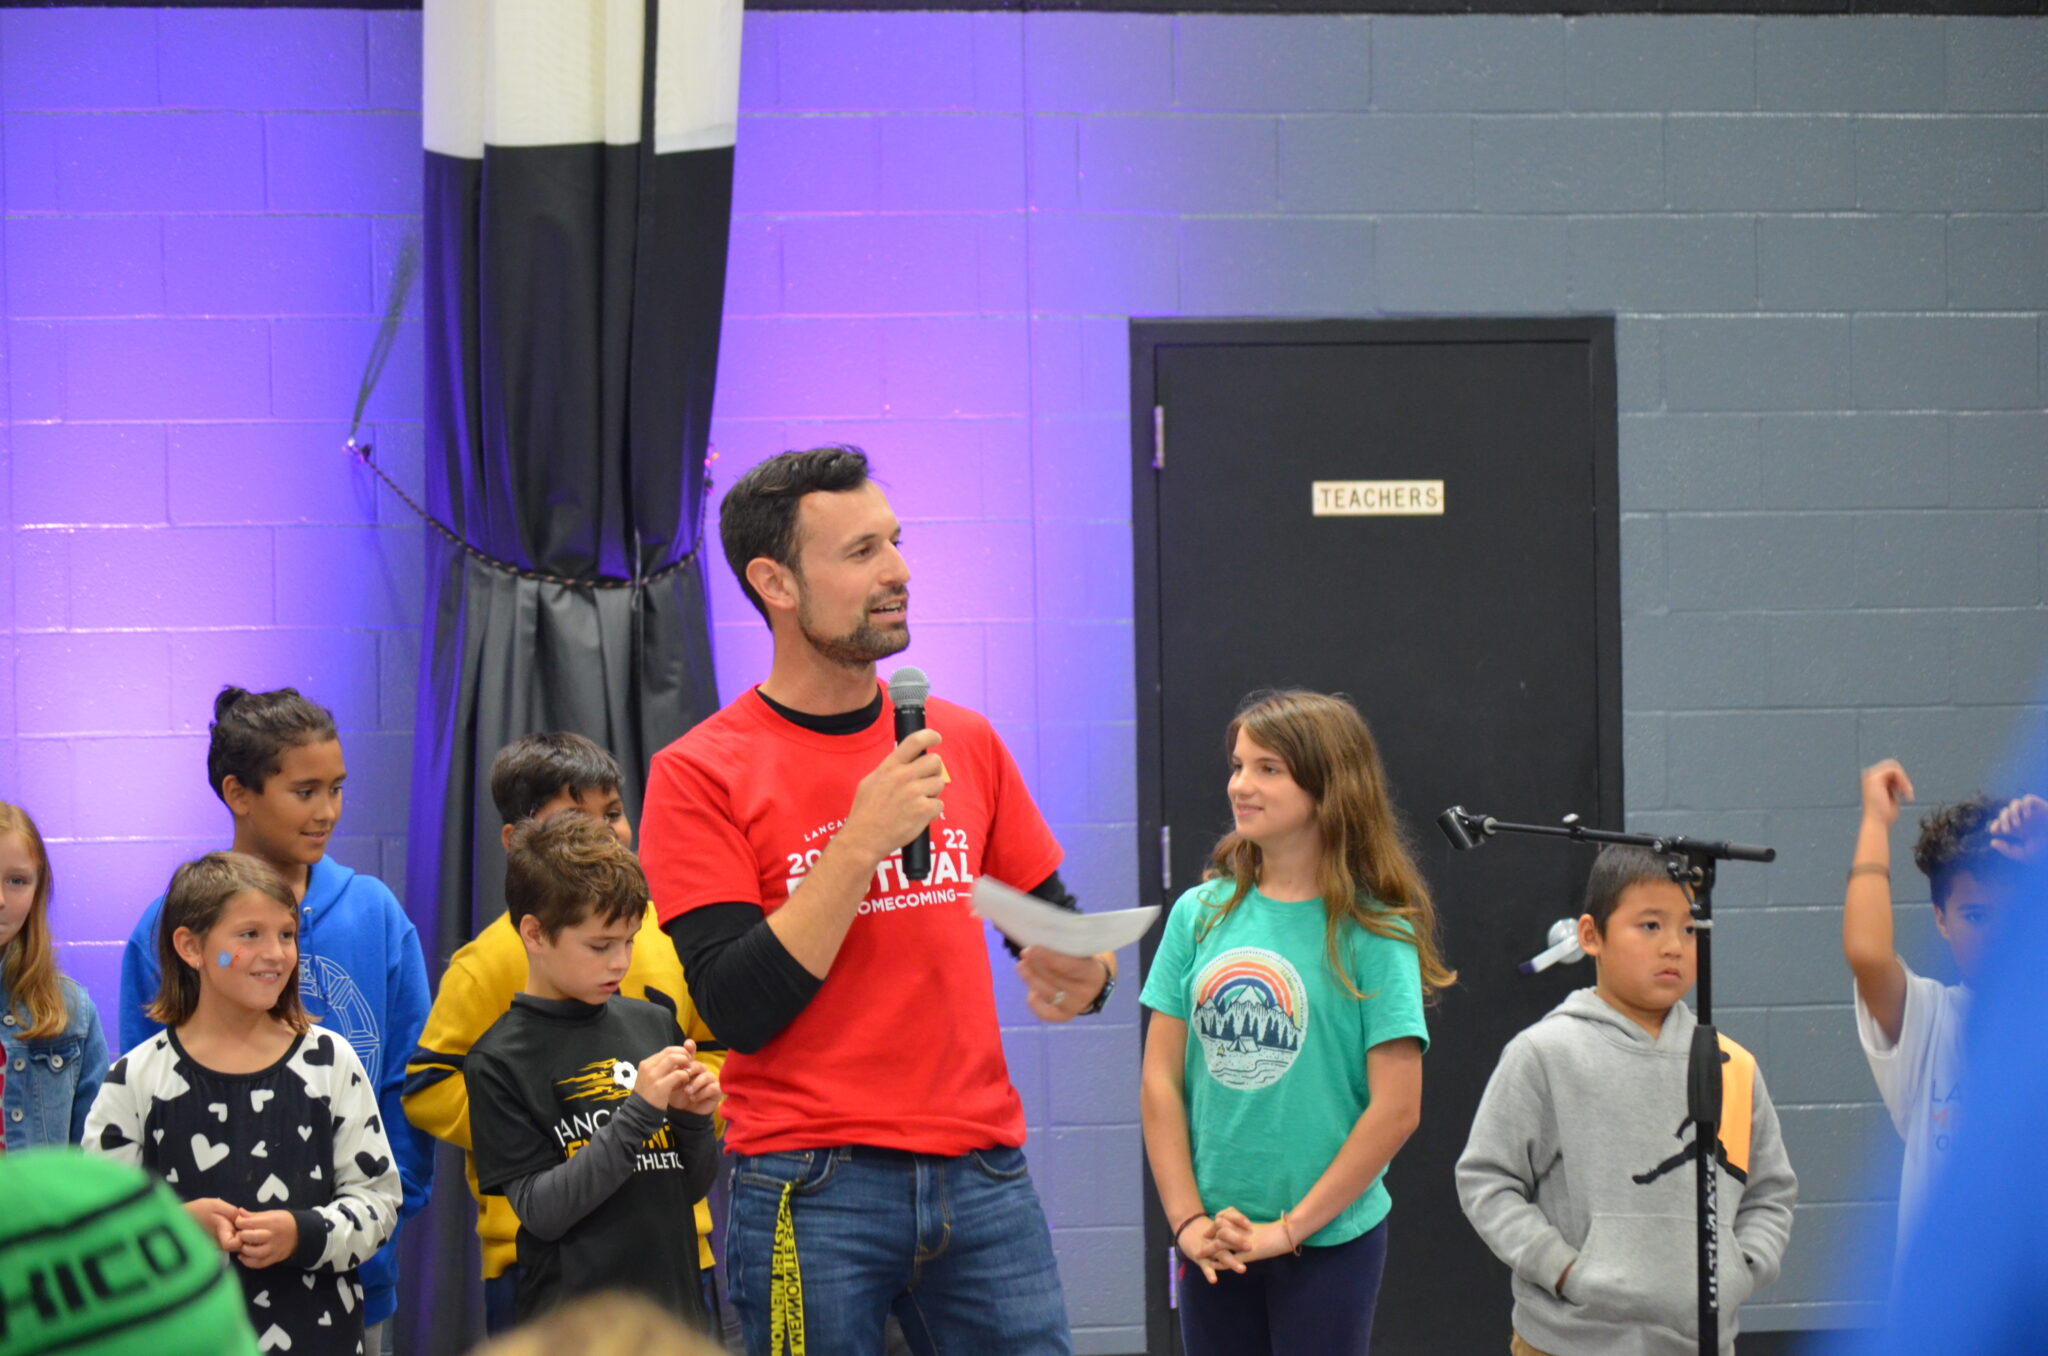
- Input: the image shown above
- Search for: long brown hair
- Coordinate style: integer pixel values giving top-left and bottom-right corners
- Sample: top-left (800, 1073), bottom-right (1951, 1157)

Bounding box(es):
top-left (0, 803), bottom-right (68, 1039)
top-left (148, 853), bottom-right (311, 1032)
top-left (1199, 690), bottom-right (1456, 999)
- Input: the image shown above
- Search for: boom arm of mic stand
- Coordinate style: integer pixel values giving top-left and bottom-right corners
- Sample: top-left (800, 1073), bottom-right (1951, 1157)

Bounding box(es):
top-left (1438, 807), bottom-right (1777, 865)
top-left (1660, 835), bottom-right (1776, 865)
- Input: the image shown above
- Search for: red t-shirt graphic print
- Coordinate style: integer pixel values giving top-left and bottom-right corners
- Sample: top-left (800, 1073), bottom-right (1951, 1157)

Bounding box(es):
top-left (642, 686), bottom-right (1062, 1156)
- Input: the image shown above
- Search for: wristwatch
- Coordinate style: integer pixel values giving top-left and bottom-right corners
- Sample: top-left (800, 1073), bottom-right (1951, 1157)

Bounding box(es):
top-left (1080, 958), bottom-right (1115, 1016)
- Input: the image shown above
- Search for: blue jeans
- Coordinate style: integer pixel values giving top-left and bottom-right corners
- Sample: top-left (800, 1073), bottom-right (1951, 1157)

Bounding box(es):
top-left (727, 1145), bottom-right (1071, 1356)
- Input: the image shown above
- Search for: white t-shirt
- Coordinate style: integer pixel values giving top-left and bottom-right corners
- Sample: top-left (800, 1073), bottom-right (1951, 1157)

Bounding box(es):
top-left (1854, 958), bottom-right (1969, 1244)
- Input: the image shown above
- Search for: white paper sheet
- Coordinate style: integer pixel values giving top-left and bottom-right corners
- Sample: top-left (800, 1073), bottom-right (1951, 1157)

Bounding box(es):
top-left (970, 877), bottom-right (1159, 957)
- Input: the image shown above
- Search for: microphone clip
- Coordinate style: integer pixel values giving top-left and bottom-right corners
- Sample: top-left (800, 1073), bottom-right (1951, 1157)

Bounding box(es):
top-left (1437, 805), bottom-right (1497, 852)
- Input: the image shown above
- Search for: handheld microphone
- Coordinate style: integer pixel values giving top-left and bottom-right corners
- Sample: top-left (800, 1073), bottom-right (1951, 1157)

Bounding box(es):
top-left (888, 666), bottom-right (932, 881)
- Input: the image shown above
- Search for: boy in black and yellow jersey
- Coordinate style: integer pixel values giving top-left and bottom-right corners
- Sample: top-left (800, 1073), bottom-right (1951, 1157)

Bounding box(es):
top-left (402, 734), bottom-right (724, 1333)
top-left (469, 812), bottom-right (719, 1325)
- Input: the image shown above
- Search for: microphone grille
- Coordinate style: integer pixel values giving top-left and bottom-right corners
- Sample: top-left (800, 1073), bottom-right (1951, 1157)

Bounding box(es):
top-left (887, 666), bottom-right (930, 708)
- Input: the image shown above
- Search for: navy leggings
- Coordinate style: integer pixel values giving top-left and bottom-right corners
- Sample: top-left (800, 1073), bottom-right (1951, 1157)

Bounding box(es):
top-left (1177, 1219), bottom-right (1389, 1356)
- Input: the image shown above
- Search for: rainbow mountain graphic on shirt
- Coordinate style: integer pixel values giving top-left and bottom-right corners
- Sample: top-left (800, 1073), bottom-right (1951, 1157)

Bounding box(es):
top-left (1190, 948), bottom-right (1308, 1091)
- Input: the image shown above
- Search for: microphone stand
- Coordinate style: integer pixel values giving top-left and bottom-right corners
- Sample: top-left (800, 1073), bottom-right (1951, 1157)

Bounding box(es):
top-left (1438, 807), bottom-right (1775, 1356)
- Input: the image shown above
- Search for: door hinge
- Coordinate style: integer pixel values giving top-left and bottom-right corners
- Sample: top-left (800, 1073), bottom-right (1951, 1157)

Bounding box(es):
top-left (1151, 404), bottom-right (1165, 471)
top-left (1159, 824), bottom-right (1172, 891)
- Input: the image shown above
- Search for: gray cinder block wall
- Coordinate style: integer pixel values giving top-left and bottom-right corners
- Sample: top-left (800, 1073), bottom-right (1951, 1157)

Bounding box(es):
top-left (713, 13), bottom-right (2048, 1340)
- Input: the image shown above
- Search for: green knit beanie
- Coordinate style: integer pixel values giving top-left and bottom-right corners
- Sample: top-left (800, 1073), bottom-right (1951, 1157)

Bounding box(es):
top-left (0, 1149), bottom-right (259, 1356)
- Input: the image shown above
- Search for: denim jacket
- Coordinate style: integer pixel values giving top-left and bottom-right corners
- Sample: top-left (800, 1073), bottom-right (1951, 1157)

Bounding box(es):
top-left (1, 974), bottom-right (109, 1149)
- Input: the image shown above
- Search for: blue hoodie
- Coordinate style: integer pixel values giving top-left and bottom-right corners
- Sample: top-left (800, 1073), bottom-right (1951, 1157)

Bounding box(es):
top-left (118, 854), bottom-right (435, 1328)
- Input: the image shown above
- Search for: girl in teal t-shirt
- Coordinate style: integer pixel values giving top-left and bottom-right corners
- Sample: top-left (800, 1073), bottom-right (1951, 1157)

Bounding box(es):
top-left (1139, 689), bottom-right (1455, 1356)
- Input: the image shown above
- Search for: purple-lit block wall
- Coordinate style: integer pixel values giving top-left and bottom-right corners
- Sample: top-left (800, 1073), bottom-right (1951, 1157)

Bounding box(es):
top-left (1, 7), bottom-right (425, 1021)
top-left (707, 18), bottom-right (1149, 1344)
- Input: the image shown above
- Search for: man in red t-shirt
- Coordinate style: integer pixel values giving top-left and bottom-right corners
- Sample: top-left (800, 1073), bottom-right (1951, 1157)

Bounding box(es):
top-left (641, 446), bottom-right (1117, 1355)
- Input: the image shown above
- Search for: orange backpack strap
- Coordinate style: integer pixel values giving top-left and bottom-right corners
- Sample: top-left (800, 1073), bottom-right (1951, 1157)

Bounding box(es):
top-left (1715, 1032), bottom-right (1757, 1180)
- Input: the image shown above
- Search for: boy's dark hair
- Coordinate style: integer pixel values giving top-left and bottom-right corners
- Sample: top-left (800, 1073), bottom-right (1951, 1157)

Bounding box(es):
top-left (205, 685), bottom-right (338, 803)
top-left (489, 733), bottom-right (624, 827)
top-left (149, 852), bottom-right (311, 1032)
top-left (1914, 795), bottom-right (2007, 910)
top-left (506, 812), bottom-right (648, 939)
top-left (1583, 844), bottom-right (1679, 935)
top-left (719, 446), bottom-right (872, 622)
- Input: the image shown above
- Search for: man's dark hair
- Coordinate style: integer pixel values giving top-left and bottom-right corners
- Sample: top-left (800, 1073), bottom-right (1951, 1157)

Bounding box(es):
top-left (1582, 844), bottom-right (1678, 935)
top-left (1914, 795), bottom-right (2008, 911)
top-left (719, 446), bottom-right (872, 622)
top-left (489, 733), bottom-right (624, 827)
top-left (505, 812), bottom-right (648, 940)
top-left (205, 685), bottom-right (339, 803)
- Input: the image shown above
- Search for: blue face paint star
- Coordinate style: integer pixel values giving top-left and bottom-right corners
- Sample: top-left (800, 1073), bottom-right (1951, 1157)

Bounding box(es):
top-left (217, 952), bottom-right (233, 968)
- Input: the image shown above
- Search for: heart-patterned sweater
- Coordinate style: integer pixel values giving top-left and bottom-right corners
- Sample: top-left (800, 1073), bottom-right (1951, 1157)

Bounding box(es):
top-left (85, 1026), bottom-right (402, 1356)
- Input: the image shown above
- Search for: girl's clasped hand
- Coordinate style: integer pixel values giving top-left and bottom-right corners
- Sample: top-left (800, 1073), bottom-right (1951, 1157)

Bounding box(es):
top-left (180, 1195), bottom-right (301, 1268)
top-left (234, 1207), bottom-right (300, 1267)
top-left (1175, 1206), bottom-right (1301, 1282)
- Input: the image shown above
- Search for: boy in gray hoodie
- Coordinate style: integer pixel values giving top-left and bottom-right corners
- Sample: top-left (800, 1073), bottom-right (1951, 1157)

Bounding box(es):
top-left (1457, 846), bottom-right (1797, 1356)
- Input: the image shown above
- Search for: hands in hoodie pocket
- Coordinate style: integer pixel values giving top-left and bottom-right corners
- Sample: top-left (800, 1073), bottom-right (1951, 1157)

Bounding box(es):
top-left (1564, 1214), bottom-right (1754, 1333)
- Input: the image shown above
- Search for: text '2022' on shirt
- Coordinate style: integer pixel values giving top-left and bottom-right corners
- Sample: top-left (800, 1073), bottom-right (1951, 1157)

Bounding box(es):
top-left (641, 686), bottom-right (1063, 1157)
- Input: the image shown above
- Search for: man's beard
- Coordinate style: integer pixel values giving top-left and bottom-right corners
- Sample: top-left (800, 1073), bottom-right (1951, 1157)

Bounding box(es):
top-left (797, 590), bottom-right (911, 668)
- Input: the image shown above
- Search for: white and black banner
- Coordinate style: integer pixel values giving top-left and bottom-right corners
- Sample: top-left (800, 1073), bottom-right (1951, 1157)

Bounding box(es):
top-left (406, 6), bottom-right (740, 1343)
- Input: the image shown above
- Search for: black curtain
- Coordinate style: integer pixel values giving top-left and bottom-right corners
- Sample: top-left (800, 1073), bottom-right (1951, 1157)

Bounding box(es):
top-left (400, 3), bottom-right (739, 1348)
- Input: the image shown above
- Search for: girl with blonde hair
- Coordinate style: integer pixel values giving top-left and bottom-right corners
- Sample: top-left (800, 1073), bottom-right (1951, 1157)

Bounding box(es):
top-left (0, 801), bottom-right (109, 1148)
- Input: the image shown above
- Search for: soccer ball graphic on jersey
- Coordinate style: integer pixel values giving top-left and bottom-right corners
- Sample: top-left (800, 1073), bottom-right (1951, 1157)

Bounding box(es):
top-left (612, 1059), bottom-right (637, 1091)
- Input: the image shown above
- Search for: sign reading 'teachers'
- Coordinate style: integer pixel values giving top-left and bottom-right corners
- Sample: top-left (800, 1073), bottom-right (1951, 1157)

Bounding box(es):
top-left (1311, 480), bottom-right (1446, 517)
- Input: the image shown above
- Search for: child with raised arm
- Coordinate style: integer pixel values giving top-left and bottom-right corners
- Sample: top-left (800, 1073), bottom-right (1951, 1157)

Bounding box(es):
top-left (87, 853), bottom-right (401, 1356)
top-left (0, 802), bottom-right (109, 1149)
top-left (1139, 690), bottom-right (1449, 1355)
top-left (1842, 759), bottom-right (2044, 1244)
top-left (118, 686), bottom-right (433, 1349)
top-left (467, 812), bottom-right (721, 1326)
top-left (403, 733), bottom-right (725, 1335)
top-left (1457, 845), bottom-right (1797, 1356)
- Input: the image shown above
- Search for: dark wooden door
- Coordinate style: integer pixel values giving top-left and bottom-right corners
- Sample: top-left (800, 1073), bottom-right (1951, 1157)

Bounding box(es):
top-left (1131, 318), bottom-right (1622, 1355)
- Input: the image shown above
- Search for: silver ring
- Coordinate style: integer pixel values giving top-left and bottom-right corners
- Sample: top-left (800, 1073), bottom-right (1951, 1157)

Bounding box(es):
top-left (1052, 989), bottom-right (1067, 1007)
